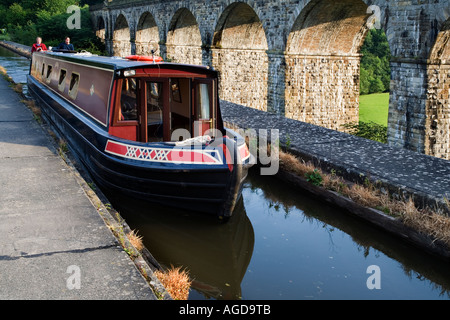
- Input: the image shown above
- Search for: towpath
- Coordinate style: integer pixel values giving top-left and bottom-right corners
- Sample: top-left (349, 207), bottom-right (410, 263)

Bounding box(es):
top-left (0, 74), bottom-right (157, 299)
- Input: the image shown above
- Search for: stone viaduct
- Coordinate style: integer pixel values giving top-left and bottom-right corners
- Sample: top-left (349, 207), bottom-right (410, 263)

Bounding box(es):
top-left (90, 0), bottom-right (450, 160)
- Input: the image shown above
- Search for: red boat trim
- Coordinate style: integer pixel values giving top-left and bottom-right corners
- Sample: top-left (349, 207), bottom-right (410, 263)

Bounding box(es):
top-left (105, 140), bottom-right (224, 165)
top-left (218, 143), bottom-right (234, 172)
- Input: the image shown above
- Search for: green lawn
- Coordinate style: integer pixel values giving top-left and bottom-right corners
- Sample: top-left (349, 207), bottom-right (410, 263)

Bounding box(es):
top-left (359, 92), bottom-right (389, 125)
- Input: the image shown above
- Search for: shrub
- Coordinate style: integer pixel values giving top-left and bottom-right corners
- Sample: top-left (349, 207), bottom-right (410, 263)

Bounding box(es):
top-left (342, 121), bottom-right (388, 144)
top-left (305, 169), bottom-right (323, 186)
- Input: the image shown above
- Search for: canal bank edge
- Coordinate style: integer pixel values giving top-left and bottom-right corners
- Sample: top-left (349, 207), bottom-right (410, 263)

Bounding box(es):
top-left (0, 41), bottom-right (32, 59)
top-left (0, 42), bottom-right (173, 300)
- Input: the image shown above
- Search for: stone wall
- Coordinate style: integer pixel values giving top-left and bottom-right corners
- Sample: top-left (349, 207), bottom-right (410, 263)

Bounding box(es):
top-left (112, 14), bottom-right (131, 57)
top-left (285, 55), bottom-right (360, 131)
top-left (388, 60), bottom-right (428, 154)
top-left (426, 63), bottom-right (450, 160)
top-left (166, 8), bottom-right (203, 65)
top-left (136, 12), bottom-right (160, 56)
top-left (90, 0), bottom-right (450, 160)
top-left (385, 1), bottom-right (450, 157)
top-left (424, 19), bottom-right (450, 160)
top-left (213, 48), bottom-right (269, 112)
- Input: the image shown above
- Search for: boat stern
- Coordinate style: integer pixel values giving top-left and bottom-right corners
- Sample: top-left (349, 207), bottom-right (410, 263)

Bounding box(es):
top-left (217, 128), bottom-right (255, 219)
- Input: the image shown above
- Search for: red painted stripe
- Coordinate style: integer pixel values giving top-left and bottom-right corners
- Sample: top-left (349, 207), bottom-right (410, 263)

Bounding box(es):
top-left (219, 144), bottom-right (233, 172)
top-left (106, 141), bottom-right (128, 156)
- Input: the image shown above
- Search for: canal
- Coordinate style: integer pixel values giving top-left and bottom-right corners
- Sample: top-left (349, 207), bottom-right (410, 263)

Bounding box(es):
top-left (1, 45), bottom-right (450, 300)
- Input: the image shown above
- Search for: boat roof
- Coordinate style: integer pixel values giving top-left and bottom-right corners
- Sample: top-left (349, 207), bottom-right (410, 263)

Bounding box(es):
top-left (35, 51), bottom-right (216, 75)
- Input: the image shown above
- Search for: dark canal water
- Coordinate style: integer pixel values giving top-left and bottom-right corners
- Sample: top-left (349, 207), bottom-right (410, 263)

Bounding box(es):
top-left (0, 46), bottom-right (30, 95)
top-left (1, 45), bottom-right (450, 300)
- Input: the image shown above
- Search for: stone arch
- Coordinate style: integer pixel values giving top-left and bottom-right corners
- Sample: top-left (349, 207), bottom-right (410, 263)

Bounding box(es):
top-left (212, 2), bottom-right (269, 112)
top-left (113, 14), bottom-right (131, 57)
top-left (425, 19), bottom-right (450, 160)
top-left (136, 12), bottom-right (160, 56)
top-left (166, 8), bottom-right (202, 65)
top-left (96, 16), bottom-right (106, 42)
top-left (285, 0), bottom-right (372, 131)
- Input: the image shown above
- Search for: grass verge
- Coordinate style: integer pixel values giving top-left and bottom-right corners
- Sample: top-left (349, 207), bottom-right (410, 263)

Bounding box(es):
top-left (359, 92), bottom-right (389, 125)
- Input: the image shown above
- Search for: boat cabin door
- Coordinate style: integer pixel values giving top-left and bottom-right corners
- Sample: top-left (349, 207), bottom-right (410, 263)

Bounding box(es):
top-left (113, 77), bottom-right (215, 143)
top-left (144, 80), bottom-right (168, 142)
top-left (193, 80), bottom-right (215, 137)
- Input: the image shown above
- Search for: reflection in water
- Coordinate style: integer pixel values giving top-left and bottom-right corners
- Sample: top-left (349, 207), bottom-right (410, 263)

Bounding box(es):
top-left (106, 191), bottom-right (254, 300)
top-left (246, 172), bottom-right (450, 300)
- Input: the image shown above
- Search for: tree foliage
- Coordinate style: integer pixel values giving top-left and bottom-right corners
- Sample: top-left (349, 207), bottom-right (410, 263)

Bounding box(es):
top-left (0, 0), bottom-right (105, 54)
top-left (360, 29), bottom-right (391, 95)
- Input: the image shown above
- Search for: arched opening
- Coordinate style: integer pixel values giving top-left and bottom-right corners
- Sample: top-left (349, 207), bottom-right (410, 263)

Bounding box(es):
top-left (96, 16), bottom-right (106, 43)
top-left (358, 28), bottom-right (391, 143)
top-left (136, 12), bottom-right (160, 56)
top-left (285, 0), bottom-right (371, 131)
top-left (426, 19), bottom-right (450, 160)
top-left (166, 8), bottom-right (202, 65)
top-left (212, 2), bottom-right (268, 111)
top-left (113, 14), bottom-right (131, 57)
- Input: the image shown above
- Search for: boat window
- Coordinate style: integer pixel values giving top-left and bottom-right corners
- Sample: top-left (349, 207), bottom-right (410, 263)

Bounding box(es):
top-left (46, 65), bottom-right (52, 82)
top-left (147, 81), bottom-right (164, 142)
top-left (68, 72), bottom-right (80, 100)
top-left (58, 69), bottom-right (67, 92)
top-left (170, 78), bottom-right (191, 141)
top-left (41, 63), bottom-right (45, 77)
top-left (194, 81), bottom-right (214, 137)
top-left (119, 78), bottom-right (138, 121)
top-left (196, 83), bottom-right (210, 120)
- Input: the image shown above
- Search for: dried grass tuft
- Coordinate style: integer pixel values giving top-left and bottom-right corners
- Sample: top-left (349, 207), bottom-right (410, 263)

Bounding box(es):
top-left (279, 151), bottom-right (316, 177)
top-left (127, 230), bottom-right (144, 251)
top-left (347, 183), bottom-right (382, 208)
top-left (322, 173), bottom-right (348, 194)
top-left (21, 99), bottom-right (41, 116)
top-left (12, 83), bottom-right (22, 93)
top-left (0, 66), bottom-right (13, 83)
top-left (401, 198), bottom-right (450, 247)
top-left (154, 266), bottom-right (192, 300)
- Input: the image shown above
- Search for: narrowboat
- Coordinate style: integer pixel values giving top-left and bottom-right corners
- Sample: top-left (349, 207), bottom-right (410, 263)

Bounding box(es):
top-left (27, 51), bottom-right (253, 220)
